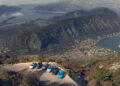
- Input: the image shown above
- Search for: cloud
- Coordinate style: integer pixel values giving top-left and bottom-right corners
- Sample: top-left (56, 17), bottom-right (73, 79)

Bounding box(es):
top-left (1, 14), bottom-right (7, 18)
top-left (1, 12), bottom-right (23, 20)
top-left (60, 0), bottom-right (120, 7)
top-left (59, 0), bottom-right (120, 11)
top-left (0, 0), bottom-right (120, 10)
top-left (10, 12), bottom-right (23, 17)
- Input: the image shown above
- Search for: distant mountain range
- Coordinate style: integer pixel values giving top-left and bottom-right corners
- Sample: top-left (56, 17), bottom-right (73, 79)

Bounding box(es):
top-left (34, 2), bottom-right (120, 16)
top-left (34, 2), bottom-right (83, 12)
top-left (4, 8), bottom-right (120, 56)
top-left (49, 8), bottom-right (117, 21)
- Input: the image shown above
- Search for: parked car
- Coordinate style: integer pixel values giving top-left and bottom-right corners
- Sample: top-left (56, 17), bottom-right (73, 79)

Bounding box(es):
top-left (36, 62), bottom-right (42, 69)
top-left (47, 65), bottom-right (54, 72)
top-left (58, 70), bottom-right (65, 79)
top-left (52, 67), bottom-right (59, 75)
top-left (41, 63), bottom-right (48, 70)
top-left (29, 63), bottom-right (37, 69)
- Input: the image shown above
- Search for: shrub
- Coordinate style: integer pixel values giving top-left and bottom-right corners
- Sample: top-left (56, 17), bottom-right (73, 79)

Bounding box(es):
top-left (95, 66), bottom-right (112, 81)
top-left (0, 69), bottom-right (43, 86)
top-left (112, 68), bottom-right (120, 86)
top-left (61, 60), bottom-right (85, 73)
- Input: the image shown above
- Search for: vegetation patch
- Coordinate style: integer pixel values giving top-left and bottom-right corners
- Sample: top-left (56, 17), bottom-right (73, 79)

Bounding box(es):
top-left (0, 68), bottom-right (43, 86)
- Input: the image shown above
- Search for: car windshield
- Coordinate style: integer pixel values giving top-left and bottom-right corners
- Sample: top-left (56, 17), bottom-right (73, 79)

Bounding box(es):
top-left (38, 63), bottom-right (41, 65)
top-left (45, 64), bottom-right (48, 66)
top-left (43, 65), bottom-right (46, 67)
top-left (31, 64), bottom-right (34, 66)
top-left (54, 68), bottom-right (58, 71)
top-left (59, 73), bottom-right (64, 75)
top-left (48, 65), bottom-right (52, 69)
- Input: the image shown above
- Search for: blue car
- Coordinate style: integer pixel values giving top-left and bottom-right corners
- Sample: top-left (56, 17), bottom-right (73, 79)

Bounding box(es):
top-left (58, 70), bottom-right (65, 79)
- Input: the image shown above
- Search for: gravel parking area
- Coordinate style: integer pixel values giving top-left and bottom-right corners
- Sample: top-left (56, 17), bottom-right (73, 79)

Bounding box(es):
top-left (4, 62), bottom-right (78, 86)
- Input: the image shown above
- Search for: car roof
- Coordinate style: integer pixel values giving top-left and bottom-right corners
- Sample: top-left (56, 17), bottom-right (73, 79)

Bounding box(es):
top-left (59, 70), bottom-right (64, 73)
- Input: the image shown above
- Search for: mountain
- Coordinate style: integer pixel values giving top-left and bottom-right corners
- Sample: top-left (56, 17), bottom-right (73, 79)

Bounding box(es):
top-left (0, 5), bottom-right (21, 16)
top-left (50, 8), bottom-right (116, 21)
top-left (5, 8), bottom-right (120, 56)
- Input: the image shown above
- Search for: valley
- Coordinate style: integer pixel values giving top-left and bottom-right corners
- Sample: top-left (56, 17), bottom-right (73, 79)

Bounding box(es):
top-left (0, 8), bottom-right (120, 61)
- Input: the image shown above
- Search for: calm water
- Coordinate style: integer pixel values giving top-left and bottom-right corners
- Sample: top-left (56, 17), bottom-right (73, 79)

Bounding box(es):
top-left (97, 35), bottom-right (120, 51)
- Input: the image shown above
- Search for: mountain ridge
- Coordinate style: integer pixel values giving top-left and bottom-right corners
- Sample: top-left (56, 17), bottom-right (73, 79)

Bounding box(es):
top-left (50, 7), bottom-right (118, 21)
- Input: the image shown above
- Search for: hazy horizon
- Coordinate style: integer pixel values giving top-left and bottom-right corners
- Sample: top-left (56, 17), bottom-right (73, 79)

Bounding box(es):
top-left (0, 0), bottom-right (120, 14)
top-left (0, 0), bottom-right (59, 6)
top-left (0, 0), bottom-right (120, 6)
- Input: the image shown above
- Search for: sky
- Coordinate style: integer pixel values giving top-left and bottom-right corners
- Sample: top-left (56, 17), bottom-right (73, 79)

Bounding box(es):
top-left (61, 0), bottom-right (120, 10)
top-left (0, 0), bottom-right (120, 8)
top-left (0, 0), bottom-right (59, 5)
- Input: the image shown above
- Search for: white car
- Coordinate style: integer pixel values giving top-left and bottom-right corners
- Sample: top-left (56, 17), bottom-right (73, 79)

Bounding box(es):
top-left (47, 65), bottom-right (54, 72)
